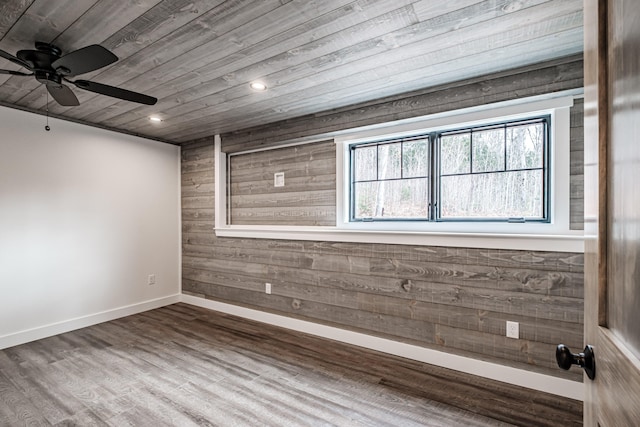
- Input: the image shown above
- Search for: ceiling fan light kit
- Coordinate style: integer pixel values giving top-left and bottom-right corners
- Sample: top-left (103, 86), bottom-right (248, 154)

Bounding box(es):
top-left (0, 42), bottom-right (157, 107)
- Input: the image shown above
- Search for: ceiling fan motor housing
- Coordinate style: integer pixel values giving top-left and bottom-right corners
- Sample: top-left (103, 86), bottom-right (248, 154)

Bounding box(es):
top-left (34, 70), bottom-right (63, 87)
top-left (16, 42), bottom-right (66, 87)
top-left (17, 43), bottom-right (60, 68)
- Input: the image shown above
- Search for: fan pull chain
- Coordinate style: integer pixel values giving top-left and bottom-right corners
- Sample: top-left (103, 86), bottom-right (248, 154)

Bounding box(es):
top-left (45, 90), bottom-right (50, 131)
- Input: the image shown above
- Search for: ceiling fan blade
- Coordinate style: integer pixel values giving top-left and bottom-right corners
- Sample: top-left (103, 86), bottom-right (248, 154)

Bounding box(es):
top-left (0, 48), bottom-right (33, 70)
top-left (0, 69), bottom-right (32, 76)
top-left (72, 79), bottom-right (157, 105)
top-left (47, 84), bottom-right (80, 106)
top-left (51, 45), bottom-right (117, 76)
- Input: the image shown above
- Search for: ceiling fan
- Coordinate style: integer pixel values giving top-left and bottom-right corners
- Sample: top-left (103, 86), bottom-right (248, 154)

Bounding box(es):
top-left (0, 42), bottom-right (157, 106)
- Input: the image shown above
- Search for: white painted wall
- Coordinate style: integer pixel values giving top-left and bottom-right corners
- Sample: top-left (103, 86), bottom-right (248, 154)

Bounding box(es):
top-left (0, 106), bottom-right (181, 347)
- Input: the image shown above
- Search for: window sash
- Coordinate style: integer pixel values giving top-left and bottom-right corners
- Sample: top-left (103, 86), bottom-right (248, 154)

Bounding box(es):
top-left (349, 116), bottom-right (550, 223)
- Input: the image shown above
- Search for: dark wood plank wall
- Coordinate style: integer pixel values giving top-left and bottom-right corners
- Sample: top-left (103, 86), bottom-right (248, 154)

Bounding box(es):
top-left (570, 98), bottom-right (584, 230)
top-left (227, 101), bottom-right (585, 230)
top-left (182, 59), bottom-right (585, 380)
top-left (221, 56), bottom-right (583, 152)
top-left (229, 140), bottom-right (336, 226)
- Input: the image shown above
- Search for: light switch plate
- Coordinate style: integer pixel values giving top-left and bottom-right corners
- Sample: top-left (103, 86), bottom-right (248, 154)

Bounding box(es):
top-left (274, 172), bottom-right (284, 187)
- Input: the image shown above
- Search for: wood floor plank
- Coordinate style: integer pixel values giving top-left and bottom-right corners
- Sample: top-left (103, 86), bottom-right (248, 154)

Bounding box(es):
top-left (0, 303), bottom-right (581, 426)
top-left (0, 369), bottom-right (49, 426)
top-left (53, 408), bottom-right (110, 427)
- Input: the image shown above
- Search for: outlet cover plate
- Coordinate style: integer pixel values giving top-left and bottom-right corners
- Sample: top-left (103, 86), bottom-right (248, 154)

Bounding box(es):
top-left (506, 321), bottom-right (519, 339)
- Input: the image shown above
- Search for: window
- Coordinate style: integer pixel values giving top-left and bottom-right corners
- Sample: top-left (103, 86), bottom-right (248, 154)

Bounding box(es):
top-left (350, 116), bottom-right (550, 223)
top-left (351, 137), bottom-right (430, 220)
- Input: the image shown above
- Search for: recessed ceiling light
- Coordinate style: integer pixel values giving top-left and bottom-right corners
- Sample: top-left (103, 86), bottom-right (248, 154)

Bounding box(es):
top-left (250, 81), bottom-right (267, 91)
top-left (149, 116), bottom-right (163, 123)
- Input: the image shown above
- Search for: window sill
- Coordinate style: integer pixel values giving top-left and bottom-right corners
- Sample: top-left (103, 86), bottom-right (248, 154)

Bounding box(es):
top-left (214, 226), bottom-right (584, 252)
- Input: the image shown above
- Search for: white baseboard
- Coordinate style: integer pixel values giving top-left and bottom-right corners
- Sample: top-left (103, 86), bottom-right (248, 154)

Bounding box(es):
top-left (0, 294), bottom-right (181, 350)
top-left (181, 294), bottom-right (584, 401)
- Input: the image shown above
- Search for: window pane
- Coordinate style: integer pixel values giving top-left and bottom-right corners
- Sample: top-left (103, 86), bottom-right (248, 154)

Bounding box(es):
top-left (351, 116), bottom-right (548, 223)
top-left (378, 143), bottom-right (402, 179)
top-left (354, 145), bottom-right (377, 181)
top-left (440, 170), bottom-right (543, 218)
top-left (354, 178), bottom-right (428, 219)
top-left (440, 133), bottom-right (470, 175)
top-left (354, 181), bottom-right (379, 218)
top-left (472, 128), bottom-right (504, 173)
top-left (402, 140), bottom-right (429, 178)
top-left (507, 122), bottom-right (544, 170)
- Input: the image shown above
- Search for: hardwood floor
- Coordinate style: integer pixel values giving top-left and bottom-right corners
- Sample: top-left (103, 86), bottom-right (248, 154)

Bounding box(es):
top-left (0, 304), bottom-right (581, 426)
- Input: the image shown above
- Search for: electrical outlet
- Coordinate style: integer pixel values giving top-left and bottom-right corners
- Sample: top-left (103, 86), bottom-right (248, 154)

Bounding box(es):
top-left (506, 321), bottom-right (519, 339)
top-left (265, 283), bottom-right (272, 294)
top-left (148, 274), bottom-right (156, 286)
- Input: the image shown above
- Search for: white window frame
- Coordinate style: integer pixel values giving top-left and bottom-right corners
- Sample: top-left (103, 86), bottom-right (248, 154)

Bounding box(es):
top-left (214, 92), bottom-right (584, 252)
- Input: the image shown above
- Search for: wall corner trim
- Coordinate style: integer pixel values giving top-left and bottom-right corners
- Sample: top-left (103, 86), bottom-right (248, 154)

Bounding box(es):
top-left (181, 294), bottom-right (584, 401)
top-left (0, 294), bottom-right (181, 350)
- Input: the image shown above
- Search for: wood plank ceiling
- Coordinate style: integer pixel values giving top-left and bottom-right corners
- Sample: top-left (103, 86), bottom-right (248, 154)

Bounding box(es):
top-left (0, 0), bottom-right (583, 145)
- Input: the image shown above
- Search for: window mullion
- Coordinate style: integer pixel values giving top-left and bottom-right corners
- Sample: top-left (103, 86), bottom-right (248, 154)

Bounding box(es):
top-left (376, 144), bottom-right (380, 180)
top-left (470, 129), bottom-right (474, 174)
top-left (429, 132), bottom-right (438, 221)
top-left (503, 124), bottom-right (507, 171)
top-left (400, 141), bottom-right (404, 180)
